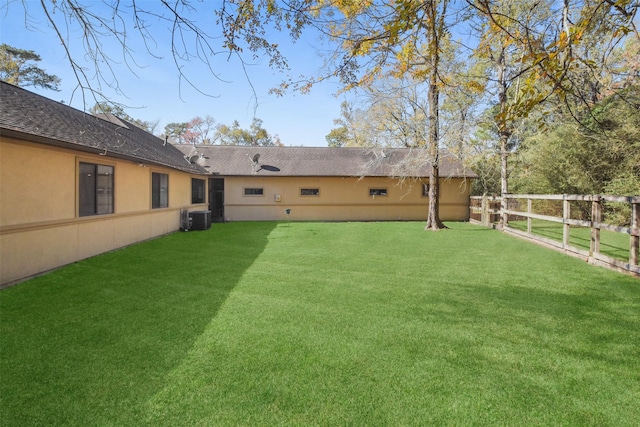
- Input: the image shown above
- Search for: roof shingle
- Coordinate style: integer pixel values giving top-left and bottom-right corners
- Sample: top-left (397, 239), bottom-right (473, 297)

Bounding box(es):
top-left (0, 82), bottom-right (207, 174)
top-left (176, 145), bottom-right (476, 178)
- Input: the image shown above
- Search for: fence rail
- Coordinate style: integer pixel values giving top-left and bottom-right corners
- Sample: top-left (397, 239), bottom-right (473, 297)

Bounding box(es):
top-left (470, 194), bottom-right (640, 277)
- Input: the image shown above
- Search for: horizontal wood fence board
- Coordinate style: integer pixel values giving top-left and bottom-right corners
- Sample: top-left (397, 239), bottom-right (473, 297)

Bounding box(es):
top-left (563, 218), bottom-right (592, 227)
top-left (504, 194), bottom-right (640, 203)
top-left (593, 252), bottom-right (640, 275)
top-left (505, 194), bottom-right (566, 200)
top-left (504, 226), bottom-right (591, 258)
top-left (596, 222), bottom-right (635, 235)
top-left (503, 210), bottom-right (564, 224)
top-left (474, 193), bottom-right (639, 276)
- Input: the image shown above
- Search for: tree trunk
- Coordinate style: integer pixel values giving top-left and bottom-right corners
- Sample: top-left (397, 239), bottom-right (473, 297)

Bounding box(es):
top-left (425, 55), bottom-right (446, 231)
top-left (500, 132), bottom-right (509, 227)
top-left (497, 49), bottom-right (510, 228)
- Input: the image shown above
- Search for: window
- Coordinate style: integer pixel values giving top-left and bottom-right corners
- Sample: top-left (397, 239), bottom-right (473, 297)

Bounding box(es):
top-left (244, 188), bottom-right (264, 196)
top-left (152, 172), bottom-right (169, 208)
top-left (422, 183), bottom-right (430, 197)
top-left (192, 178), bottom-right (205, 204)
top-left (369, 188), bottom-right (387, 196)
top-left (300, 188), bottom-right (320, 196)
top-left (79, 162), bottom-right (114, 216)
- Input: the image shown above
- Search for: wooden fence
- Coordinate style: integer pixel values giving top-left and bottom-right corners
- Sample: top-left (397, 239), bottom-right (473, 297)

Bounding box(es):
top-left (470, 194), bottom-right (640, 276)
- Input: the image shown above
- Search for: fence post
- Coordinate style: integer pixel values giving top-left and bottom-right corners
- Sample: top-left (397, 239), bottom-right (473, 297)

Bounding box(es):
top-left (590, 195), bottom-right (601, 257)
top-left (631, 201), bottom-right (639, 266)
top-left (527, 198), bottom-right (532, 234)
top-left (563, 195), bottom-right (570, 248)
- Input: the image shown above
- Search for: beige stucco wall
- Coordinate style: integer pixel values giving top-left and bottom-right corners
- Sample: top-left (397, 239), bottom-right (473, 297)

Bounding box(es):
top-left (222, 176), bottom-right (470, 222)
top-left (0, 137), bottom-right (207, 286)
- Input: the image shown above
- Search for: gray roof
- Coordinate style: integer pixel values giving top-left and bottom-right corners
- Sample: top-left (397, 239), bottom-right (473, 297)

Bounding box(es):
top-left (176, 145), bottom-right (476, 178)
top-left (0, 82), bottom-right (207, 174)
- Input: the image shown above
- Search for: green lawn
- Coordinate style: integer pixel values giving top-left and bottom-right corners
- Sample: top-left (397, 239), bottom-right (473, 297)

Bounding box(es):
top-left (1, 222), bottom-right (639, 426)
top-left (508, 219), bottom-right (631, 261)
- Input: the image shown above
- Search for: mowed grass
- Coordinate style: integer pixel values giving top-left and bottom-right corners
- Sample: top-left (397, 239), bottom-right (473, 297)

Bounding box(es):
top-left (508, 219), bottom-right (631, 261)
top-left (1, 222), bottom-right (639, 426)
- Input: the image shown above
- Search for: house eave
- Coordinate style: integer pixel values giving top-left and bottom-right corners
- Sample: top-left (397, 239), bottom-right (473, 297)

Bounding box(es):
top-left (1, 127), bottom-right (210, 175)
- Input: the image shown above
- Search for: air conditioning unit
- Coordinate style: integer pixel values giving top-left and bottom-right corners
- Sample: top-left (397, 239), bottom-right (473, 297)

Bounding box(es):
top-left (189, 210), bottom-right (211, 230)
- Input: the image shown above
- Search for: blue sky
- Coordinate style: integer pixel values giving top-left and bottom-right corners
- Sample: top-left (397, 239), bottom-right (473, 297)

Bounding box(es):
top-left (1, 1), bottom-right (348, 146)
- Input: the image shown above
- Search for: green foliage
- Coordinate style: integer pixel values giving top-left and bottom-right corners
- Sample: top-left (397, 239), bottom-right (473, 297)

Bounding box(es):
top-left (164, 116), bottom-right (281, 145)
top-left (163, 122), bottom-right (189, 144)
top-left (1, 222), bottom-right (638, 425)
top-left (0, 43), bottom-right (60, 90)
top-left (215, 117), bottom-right (281, 146)
top-left (468, 151), bottom-right (501, 196)
top-left (325, 125), bottom-right (349, 147)
top-left (512, 86), bottom-right (640, 199)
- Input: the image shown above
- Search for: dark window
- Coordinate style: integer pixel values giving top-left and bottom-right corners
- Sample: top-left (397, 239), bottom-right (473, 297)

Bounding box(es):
top-left (244, 188), bottom-right (264, 196)
top-left (79, 162), bottom-right (114, 216)
top-left (300, 188), bottom-right (320, 196)
top-left (369, 188), bottom-right (387, 196)
top-left (152, 172), bottom-right (169, 208)
top-left (422, 183), bottom-right (430, 197)
top-left (192, 178), bottom-right (205, 204)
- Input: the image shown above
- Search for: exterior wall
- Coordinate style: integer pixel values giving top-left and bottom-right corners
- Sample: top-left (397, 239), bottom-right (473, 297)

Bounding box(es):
top-left (0, 137), bottom-right (208, 286)
top-left (222, 176), bottom-right (471, 222)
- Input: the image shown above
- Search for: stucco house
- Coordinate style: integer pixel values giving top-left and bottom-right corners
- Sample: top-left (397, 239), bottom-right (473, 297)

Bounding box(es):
top-left (0, 82), bottom-right (209, 286)
top-left (1, 81), bottom-right (475, 286)
top-left (176, 145), bottom-right (475, 223)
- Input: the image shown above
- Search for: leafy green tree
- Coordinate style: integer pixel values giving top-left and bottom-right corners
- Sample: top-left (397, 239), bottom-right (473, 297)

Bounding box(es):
top-left (511, 85), bottom-right (640, 223)
top-left (215, 118), bottom-right (281, 146)
top-left (0, 44), bottom-right (61, 90)
top-left (325, 126), bottom-right (349, 147)
top-left (164, 122), bottom-right (189, 144)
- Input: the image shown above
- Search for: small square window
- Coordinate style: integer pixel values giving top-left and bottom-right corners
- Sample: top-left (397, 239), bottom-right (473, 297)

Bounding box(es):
top-left (300, 188), bottom-right (320, 196)
top-left (422, 184), bottom-right (430, 197)
top-left (369, 188), bottom-right (387, 196)
top-left (244, 188), bottom-right (264, 196)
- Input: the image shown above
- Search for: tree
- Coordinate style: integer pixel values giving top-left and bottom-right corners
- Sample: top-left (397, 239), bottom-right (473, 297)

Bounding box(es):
top-left (164, 122), bottom-right (189, 145)
top-left (512, 85), bottom-right (640, 197)
top-left (320, 0), bottom-right (457, 230)
top-left (0, 44), bottom-right (61, 90)
top-left (12, 0), bottom-right (638, 216)
top-left (215, 118), bottom-right (281, 146)
top-left (183, 116), bottom-right (217, 145)
top-left (470, 0), bottom-right (639, 225)
top-left (325, 101), bottom-right (371, 147)
top-left (325, 126), bottom-right (349, 147)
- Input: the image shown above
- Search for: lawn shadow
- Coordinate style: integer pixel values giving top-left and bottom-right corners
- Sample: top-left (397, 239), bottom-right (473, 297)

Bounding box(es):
top-left (0, 222), bottom-right (277, 426)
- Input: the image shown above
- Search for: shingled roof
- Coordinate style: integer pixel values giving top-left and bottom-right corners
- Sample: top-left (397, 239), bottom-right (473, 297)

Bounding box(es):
top-left (0, 82), bottom-right (207, 174)
top-left (175, 145), bottom-right (476, 178)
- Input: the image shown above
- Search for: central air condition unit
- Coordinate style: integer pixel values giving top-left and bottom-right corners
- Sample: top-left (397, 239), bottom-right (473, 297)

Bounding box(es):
top-left (189, 210), bottom-right (211, 230)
